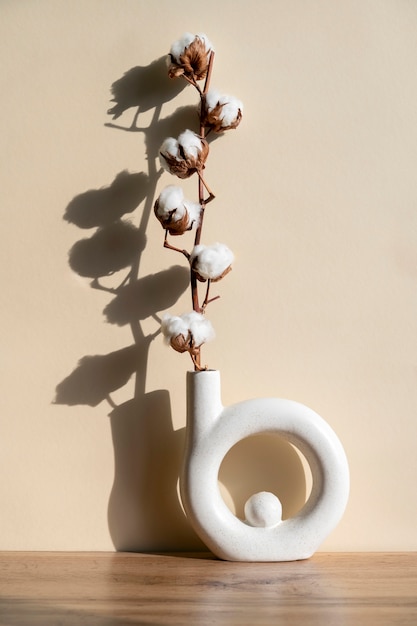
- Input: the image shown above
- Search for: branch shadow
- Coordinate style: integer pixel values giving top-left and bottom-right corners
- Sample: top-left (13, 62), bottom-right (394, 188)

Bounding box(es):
top-left (55, 56), bottom-right (208, 552)
top-left (107, 56), bottom-right (187, 121)
top-left (103, 266), bottom-right (189, 326)
top-left (55, 345), bottom-right (140, 407)
top-left (68, 220), bottom-right (146, 278)
top-left (64, 171), bottom-right (149, 229)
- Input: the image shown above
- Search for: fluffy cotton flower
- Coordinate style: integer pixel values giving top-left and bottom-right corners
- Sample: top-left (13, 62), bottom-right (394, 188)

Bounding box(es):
top-left (154, 185), bottom-right (201, 235)
top-left (161, 311), bottom-right (215, 355)
top-left (202, 89), bottom-right (243, 132)
top-left (190, 242), bottom-right (234, 282)
top-left (168, 33), bottom-right (213, 81)
top-left (159, 130), bottom-right (209, 179)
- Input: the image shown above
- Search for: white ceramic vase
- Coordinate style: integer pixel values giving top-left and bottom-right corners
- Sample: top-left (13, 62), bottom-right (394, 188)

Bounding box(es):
top-left (180, 370), bottom-right (349, 561)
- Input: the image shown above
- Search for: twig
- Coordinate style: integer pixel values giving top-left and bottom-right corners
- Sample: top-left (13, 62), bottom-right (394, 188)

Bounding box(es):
top-left (197, 172), bottom-right (215, 204)
top-left (203, 52), bottom-right (215, 95)
top-left (182, 73), bottom-right (203, 95)
top-left (190, 351), bottom-right (206, 371)
top-left (163, 230), bottom-right (190, 259)
top-left (201, 280), bottom-right (221, 310)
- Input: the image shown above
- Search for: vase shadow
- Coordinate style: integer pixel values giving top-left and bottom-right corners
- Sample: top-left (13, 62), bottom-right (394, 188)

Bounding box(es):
top-left (108, 392), bottom-right (205, 552)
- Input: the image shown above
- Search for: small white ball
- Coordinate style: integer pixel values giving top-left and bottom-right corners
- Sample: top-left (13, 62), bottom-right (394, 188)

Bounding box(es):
top-left (244, 491), bottom-right (282, 528)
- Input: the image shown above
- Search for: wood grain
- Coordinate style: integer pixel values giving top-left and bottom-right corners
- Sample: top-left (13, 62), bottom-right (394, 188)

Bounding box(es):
top-left (0, 552), bottom-right (416, 625)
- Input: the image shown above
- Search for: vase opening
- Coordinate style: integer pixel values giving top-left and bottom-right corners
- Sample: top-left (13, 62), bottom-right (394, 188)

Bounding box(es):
top-left (217, 433), bottom-right (313, 522)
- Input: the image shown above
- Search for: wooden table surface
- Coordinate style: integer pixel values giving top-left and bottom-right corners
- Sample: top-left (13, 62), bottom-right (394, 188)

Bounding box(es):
top-left (0, 552), bottom-right (416, 625)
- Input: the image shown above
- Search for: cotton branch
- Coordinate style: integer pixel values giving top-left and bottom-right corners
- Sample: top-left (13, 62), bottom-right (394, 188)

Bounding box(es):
top-left (163, 230), bottom-right (190, 259)
top-left (159, 37), bottom-right (241, 371)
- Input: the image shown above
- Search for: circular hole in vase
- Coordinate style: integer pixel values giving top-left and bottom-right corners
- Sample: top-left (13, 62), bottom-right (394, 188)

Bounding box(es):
top-left (218, 433), bottom-right (312, 521)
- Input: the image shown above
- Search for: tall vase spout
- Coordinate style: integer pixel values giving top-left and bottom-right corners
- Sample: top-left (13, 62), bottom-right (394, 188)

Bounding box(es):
top-left (186, 370), bottom-right (223, 440)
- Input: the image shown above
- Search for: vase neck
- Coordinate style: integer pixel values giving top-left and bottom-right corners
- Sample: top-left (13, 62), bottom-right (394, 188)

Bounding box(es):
top-left (186, 370), bottom-right (223, 436)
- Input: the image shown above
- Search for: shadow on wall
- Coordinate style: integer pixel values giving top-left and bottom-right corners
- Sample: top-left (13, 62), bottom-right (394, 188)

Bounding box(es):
top-left (54, 54), bottom-right (307, 553)
top-left (55, 56), bottom-right (206, 552)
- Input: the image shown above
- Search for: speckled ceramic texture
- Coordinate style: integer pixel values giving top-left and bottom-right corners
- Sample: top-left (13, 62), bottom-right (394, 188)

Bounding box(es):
top-left (180, 370), bottom-right (350, 562)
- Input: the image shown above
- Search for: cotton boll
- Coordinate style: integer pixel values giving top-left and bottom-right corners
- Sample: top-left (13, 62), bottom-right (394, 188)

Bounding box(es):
top-left (168, 33), bottom-right (214, 81)
top-left (178, 130), bottom-right (203, 160)
top-left (218, 96), bottom-right (244, 127)
top-left (161, 314), bottom-right (181, 341)
top-left (161, 314), bottom-right (189, 347)
top-left (184, 200), bottom-right (202, 228)
top-left (154, 185), bottom-right (201, 234)
top-left (195, 33), bottom-right (213, 54)
top-left (170, 32), bottom-right (196, 61)
top-left (155, 185), bottom-right (186, 221)
top-left (160, 137), bottom-right (179, 157)
top-left (184, 311), bottom-right (215, 347)
top-left (159, 137), bottom-right (179, 171)
top-left (159, 131), bottom-right (208, 179)
top-left (161, 311), bottom-right (215, 354)
top-left (203, 89), bottom-right (243, 132)
top-left (190, 242), bottom-right (234, 281)
top-left (158, 185), bottom-right (184, 210)
top-left (170, 32), bottom-right (213, 61)
top-left (205, 89), bottom-right (222, 111)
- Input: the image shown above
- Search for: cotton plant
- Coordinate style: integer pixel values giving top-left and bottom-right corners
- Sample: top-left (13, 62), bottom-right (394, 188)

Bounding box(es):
top-left (154, 185), bottom-right (201, 235)
top-left (161, 311), bottom-right (215, 356)
top-left (190, 243), bottom-right (234, 283)
top-left (155, 33), bottom-right (243, 371)
top-left (159, 130), bottom-right (210, 182)
top-left (201, 89), bottom-right (243, 132)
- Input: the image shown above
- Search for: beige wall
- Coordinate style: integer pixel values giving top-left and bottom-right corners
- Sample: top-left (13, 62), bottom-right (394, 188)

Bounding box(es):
top-left (1, 0), bottom-right (417, 552)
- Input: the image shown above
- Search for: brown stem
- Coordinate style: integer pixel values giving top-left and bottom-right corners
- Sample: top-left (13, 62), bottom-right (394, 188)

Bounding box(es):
top-left (182, 73), bottom-right (203, 95)
top-left (191, 270), bottom-right (201, 313)
top-left (206, 295), bottom-right (220, 307)
top-left (197, 172), bottom-right (215, 203)
top-left (190, 351), bottom-right (206, 371)
top-left (203, 52), bottom-right (215, 95)
top-left (201, 279), bottom-right (221, 311)
top-left (203, 279), bottom-right (211, 308)
top-left (189, 51), bottom-right (216, 371)
top-left (163, 230), bottom-right (190, 259)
